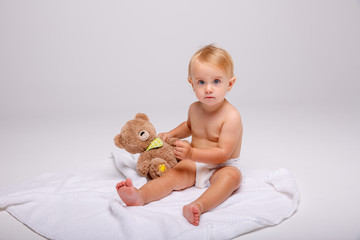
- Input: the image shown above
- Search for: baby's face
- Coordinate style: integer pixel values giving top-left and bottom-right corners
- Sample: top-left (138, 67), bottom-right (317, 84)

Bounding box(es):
top-left (189, 59), bottom-right (235, 106)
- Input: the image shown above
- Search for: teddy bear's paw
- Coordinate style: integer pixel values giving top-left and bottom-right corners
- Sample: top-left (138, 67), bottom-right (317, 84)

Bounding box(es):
top-left (149, 158), bottom-right (170, 179)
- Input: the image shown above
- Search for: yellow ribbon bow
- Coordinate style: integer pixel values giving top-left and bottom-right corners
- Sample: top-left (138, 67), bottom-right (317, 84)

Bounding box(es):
top-left (145, 138), bottom-right (164, 151)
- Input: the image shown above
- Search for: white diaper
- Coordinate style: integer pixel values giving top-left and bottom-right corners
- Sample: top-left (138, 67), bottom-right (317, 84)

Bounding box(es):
top-left (195, 157), bottom-right (240, 189)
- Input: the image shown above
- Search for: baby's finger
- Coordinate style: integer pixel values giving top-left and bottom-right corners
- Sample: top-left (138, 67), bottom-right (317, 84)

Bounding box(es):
top-left (176, 145), bottom-right (186, 152)
top-left (174, 140), bottom-right (186, 147)
top-left (174, 148), bottom-right (184, 156)
top-left (174, 152), bottom-right (182, 159)
top-left (174, 147), bottom-right (182, 155)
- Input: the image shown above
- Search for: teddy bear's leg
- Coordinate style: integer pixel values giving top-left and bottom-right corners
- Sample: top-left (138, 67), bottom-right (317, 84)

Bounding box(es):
top-left (149, 158), bottom-right (170, 179)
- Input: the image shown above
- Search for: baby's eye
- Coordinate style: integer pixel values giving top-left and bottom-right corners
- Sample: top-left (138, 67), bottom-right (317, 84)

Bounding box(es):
top-left (198, 80), bottom-right (205, 86)
top-left (214, 79), bottom-right (221, 84)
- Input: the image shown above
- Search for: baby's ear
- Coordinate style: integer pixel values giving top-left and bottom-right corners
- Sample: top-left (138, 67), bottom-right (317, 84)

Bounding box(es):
top-left (227, 77), bottom-right (236, 91)
top-left (114, 134), bottom-right (124, 149)
top-left (188, 78), bottom-right (194, 89)
top-left (135, 113), bottom-right (149, 121)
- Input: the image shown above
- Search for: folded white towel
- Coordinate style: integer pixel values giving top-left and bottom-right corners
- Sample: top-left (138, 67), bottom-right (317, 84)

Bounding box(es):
top-left (0, 148), bottom-right (299, 240)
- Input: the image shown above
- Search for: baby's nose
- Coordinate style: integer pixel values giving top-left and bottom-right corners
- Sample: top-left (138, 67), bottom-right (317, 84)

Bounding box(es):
top-left (205, 84), bottom-right (213, 93)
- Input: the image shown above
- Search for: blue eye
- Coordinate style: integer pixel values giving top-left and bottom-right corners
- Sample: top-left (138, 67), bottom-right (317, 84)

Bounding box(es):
top-left (214, 79), bottom-right (221, 84)
top-left (198, 80), bottom-right (205, 85)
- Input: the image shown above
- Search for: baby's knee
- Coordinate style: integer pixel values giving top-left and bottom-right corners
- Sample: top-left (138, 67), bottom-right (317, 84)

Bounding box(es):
top-left (225, 168), bottom-right (242, 187)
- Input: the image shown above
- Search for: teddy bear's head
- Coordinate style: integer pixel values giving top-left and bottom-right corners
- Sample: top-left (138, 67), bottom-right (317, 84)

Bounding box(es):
top-left (114, 113), bottom-right (157, 154)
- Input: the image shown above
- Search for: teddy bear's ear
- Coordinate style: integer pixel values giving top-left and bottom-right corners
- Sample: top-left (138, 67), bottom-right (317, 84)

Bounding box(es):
top-left (114, 134), bottom-right (124, 149)
top-left (135, 113), bottom-right (149, 121)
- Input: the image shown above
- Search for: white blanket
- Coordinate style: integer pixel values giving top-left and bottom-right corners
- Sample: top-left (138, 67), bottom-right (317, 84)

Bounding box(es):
top-left (0, 149), bottom-right (299, 240)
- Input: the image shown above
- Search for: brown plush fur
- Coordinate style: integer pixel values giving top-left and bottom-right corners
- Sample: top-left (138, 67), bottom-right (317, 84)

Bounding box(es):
top-left (114, 113), bottom-right (179, 179)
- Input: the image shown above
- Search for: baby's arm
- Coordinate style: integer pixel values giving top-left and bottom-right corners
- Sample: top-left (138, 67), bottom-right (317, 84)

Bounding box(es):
top-left (175, 112), bottom-right (242, 164)
top-left (159, 119), bottom-right (192, 141)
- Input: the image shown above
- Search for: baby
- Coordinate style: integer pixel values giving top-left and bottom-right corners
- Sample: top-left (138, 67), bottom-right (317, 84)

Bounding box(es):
top-left (116, 44), bottom-right (243, 226)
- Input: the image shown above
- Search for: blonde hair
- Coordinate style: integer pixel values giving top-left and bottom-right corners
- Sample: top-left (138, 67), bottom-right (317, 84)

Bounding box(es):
top-left (188, 44), bottom-right (234, 79)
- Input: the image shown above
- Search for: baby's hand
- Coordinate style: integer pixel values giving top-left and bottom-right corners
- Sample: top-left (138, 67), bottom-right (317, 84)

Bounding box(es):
top-left (158, 132), bottom-right (171, 141)
top-left (174, 140), bottom-right (193, 160)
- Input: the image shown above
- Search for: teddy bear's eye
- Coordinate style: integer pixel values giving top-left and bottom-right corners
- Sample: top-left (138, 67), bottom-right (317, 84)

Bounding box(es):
top-left (138, 130), bottom-right (150, 141)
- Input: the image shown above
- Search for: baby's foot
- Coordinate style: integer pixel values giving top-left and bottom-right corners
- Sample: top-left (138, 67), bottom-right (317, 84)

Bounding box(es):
top-left (115, 178), bottom-right (144, 206)
top-left (183, 203), bottom-right (201, 226)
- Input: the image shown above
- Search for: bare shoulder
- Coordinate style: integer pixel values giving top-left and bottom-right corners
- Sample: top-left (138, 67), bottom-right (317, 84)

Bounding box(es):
top-left (224, 101), bottom-right (242, 124)
top-left (188, 101), bottom-right (202, 118)
top-left (188, 101), bottom-right (201, 112)
top-left (187, 102), bottom-right (201, 127)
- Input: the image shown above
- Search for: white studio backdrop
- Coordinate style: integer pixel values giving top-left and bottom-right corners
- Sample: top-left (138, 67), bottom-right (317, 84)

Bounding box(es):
top-left (1, 0), bottom-right (359, 120)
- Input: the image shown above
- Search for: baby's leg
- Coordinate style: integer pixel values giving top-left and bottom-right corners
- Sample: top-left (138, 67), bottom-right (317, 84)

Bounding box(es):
top-left (116, 160), bottom-right (196, 206)
top-left (183, 166), bottom-right (241, 226)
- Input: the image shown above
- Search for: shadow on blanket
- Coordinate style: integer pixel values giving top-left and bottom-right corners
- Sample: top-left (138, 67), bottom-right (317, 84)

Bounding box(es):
top-left (0, 149), bottom-right (299, 240)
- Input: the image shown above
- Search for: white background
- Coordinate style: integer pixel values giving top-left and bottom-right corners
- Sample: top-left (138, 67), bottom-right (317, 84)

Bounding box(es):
top-left (1, 0), bottom-right (359, 239)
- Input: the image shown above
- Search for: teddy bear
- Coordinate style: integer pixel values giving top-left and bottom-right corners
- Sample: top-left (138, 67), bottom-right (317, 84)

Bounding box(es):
top-left (114, 113), bottom-right (179, 179)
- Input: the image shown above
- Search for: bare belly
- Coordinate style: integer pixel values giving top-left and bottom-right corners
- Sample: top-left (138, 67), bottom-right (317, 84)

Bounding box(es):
top-left (191, 137), bottom-right (218, 149)
top-left (191, 137), bottom-right (241, 159)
